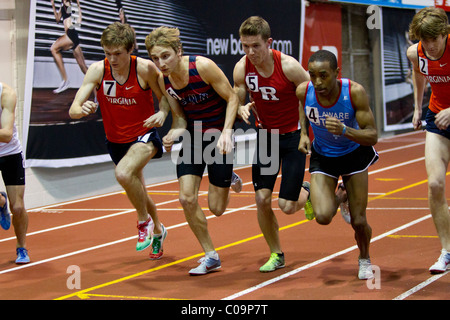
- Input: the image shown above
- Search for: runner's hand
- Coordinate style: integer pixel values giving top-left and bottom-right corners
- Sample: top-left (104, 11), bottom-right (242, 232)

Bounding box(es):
top-left (81, 101), bottom-right (98, 116)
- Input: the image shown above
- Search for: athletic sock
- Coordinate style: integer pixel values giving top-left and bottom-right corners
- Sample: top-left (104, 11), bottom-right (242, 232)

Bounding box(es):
top-left (138, 215), bottom-right (151, 225)
top-left (206, 251), bottom-right (219, 260)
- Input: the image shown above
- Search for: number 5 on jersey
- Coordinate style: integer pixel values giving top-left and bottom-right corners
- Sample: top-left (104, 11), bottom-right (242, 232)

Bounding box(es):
top-left (306, 106), bottom-right (320, 125)
top-left (246, 75), bottom-right (259, 92)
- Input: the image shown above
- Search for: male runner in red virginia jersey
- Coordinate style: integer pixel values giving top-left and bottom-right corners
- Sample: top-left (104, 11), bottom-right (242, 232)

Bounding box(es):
top-left (407, 7), bottom-right (450, 274)
top-left (69, 22), bottom-right (184, 259)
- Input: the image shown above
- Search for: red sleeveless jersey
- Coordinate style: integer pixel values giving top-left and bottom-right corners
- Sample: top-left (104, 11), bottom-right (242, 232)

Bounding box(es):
top-left (96, 56), bottom-right (155, 143)
top-left (245, 49), bottom-right (300, 134)
top-left (418, 35), bottom-right (450, 113)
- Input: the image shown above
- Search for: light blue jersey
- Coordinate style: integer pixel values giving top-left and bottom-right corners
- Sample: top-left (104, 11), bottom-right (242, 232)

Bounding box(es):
top-left (304, 78), bottom-right (360, 157)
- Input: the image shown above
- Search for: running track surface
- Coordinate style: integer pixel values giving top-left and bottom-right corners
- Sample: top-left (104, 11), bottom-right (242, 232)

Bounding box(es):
top-left (0, 130), bottom-right (449, 301)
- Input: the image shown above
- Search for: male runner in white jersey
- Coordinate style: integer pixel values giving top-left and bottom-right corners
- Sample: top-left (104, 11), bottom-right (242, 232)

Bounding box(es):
top-left (0, 82), bottom-right (30, 264)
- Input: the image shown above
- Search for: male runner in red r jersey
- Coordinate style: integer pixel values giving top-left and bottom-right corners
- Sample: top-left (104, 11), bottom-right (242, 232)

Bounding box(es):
top-left (233, 16), bottom-right (312, 272)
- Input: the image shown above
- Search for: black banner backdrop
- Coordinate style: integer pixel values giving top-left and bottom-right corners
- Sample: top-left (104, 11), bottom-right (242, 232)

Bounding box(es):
top-left (24, 0), bottom-right (302, 167)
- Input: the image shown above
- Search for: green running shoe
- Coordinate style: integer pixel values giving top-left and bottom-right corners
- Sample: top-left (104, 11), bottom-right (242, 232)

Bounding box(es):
top-left (149, 224), bottom-right (167, 260)
top-left (259, 252), bottom-right (285, 272)
top-left (302, 181), bottom-right (315, 220)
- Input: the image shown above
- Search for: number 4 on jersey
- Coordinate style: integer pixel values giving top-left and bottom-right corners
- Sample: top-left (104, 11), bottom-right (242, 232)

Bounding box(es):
top-left (306, 106), bottom-right (320, 125)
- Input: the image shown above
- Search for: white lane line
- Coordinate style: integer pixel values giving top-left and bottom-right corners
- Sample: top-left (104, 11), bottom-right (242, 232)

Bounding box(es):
top-left (222, 215), bottom-right (431, 300)
top-left (393, 271), bottom-right (449, 300)
top-left (0, 203), bottom-right (257, 275)
top-left (25, 139), bottom-right (422, 213)
top-left (0, 139), bottom-right (428, 279)
top-left (369, 157), bottom-right (424, 175)
top-left (1, 155), bottom-right (423, 243)
top-left (0, 196), bottom-right (183, 243)
top-left (377, 141), bottom-right (424, 154)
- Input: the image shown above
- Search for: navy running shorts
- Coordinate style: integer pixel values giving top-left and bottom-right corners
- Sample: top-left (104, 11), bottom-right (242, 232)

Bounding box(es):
top-left (176, 130), bottom-right (234, 188)
top-left (106, 128), bottom-right (163, 165)
top-left (426, 109), bottom-right (450, 140)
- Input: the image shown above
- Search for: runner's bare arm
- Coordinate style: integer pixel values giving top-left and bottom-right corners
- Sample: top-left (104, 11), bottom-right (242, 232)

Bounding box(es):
top-left (69, 61), bottom-right (102, 119)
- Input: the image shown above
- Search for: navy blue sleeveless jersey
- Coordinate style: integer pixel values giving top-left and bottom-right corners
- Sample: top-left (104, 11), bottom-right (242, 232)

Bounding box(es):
top-left (164, 56), bottom-right (227, 132)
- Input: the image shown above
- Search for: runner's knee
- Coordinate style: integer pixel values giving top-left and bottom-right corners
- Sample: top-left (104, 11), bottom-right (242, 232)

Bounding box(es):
top-left (114, 166), bottom-right (132, 186)
top-left (209, 204), bottom-right (226, 217)
top-left (179, 192), bottom-right (198, 211)
top-left (278, 199), bottom-right (297, 215)
top-left (428, 178), bottom-right (445, 198)
top-left (350, 213), bottom-right (368, 230)
top-left (315, 212), bottom-right (333, 225)
top-left (9, 201), bottom-right (26, 216)
top-left (255, 192), bottom-right (272, 210)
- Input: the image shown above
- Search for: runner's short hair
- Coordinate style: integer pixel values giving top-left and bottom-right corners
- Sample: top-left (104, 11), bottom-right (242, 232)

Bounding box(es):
top-left (409, 6), bottom-right (450, 41)
top-left (239, 16), bottom-right (271, 41)
top-left (308, 50), bottom-right (338, 70)
top-left (145, 26), bottom-right (183, 55)
top-left (101, 22), bottom-right (135, 52)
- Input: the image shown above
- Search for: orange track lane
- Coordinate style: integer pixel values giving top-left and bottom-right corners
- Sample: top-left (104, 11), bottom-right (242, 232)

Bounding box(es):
top-left (0, 130), bottom-right (448, 304)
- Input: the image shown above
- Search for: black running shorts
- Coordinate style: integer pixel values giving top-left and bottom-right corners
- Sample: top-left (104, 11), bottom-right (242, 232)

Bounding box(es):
top-left (309, 144), bottom-right (379, 179)
top-left (252, 129), bottom-right (306, 201)
top-left (0, 153), bottom-right (25, 186)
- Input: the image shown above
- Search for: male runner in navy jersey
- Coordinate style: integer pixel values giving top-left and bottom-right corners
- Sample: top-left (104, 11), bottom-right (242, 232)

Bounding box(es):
top-left (146, 26), bottom-right (242, 275)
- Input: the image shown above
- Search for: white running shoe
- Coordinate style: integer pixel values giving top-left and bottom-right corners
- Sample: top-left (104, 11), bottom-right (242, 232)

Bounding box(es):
top-left (429, 249), bottom-right (450, 274)
top-left (189, 256), bottom-right (221, 275)
top-left (340, 200), bottom-right (351, 224)
top-left (53, 80), bottom-right (70, 94)
top-left (230, 172), bottom-right (242, 193)
top-left (358, 258), bottom-right (374, 280)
